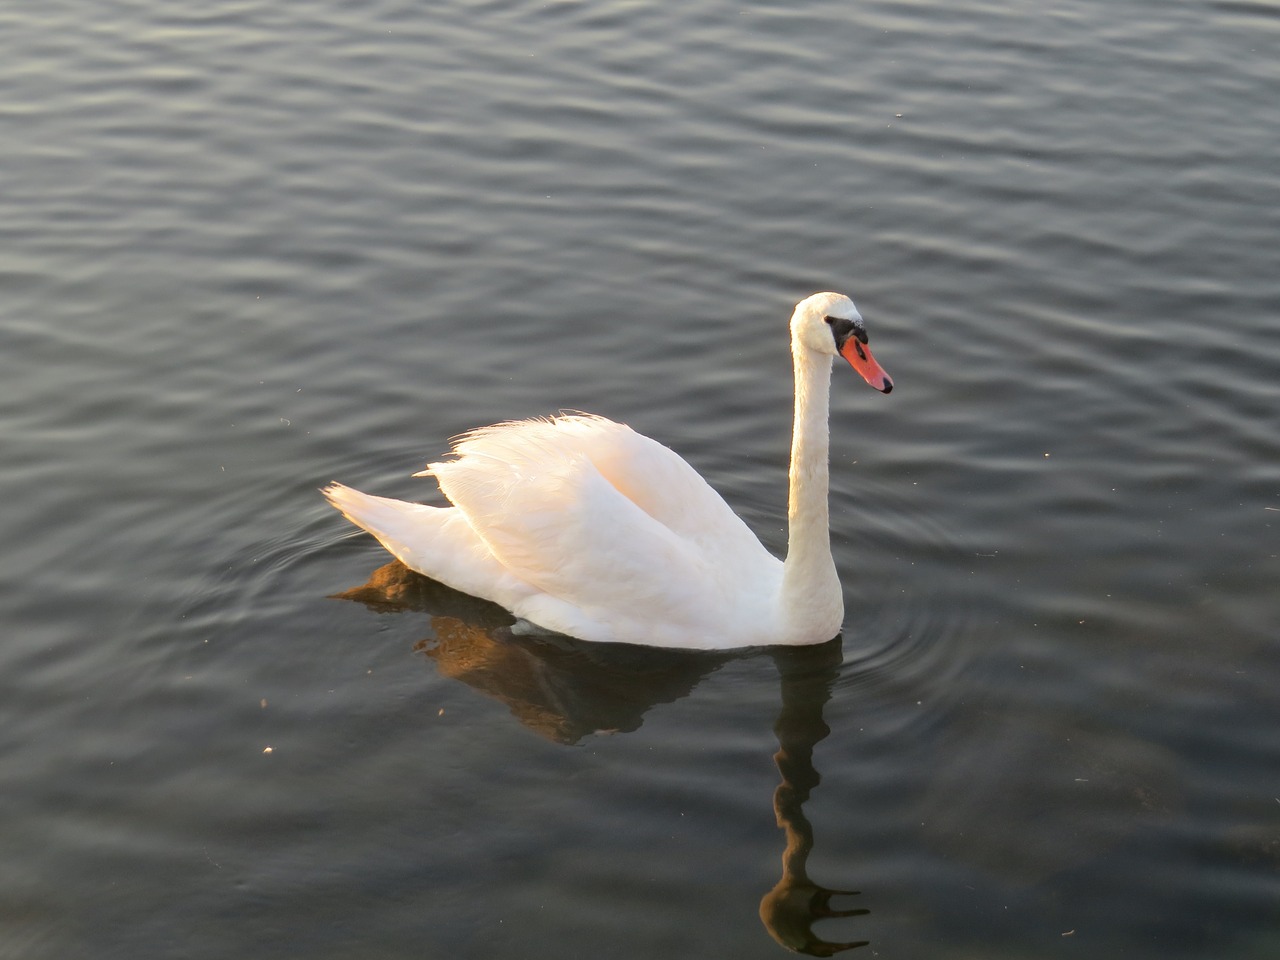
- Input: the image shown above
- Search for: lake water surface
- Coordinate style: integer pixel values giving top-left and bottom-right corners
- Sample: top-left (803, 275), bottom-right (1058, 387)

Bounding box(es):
top-left (2, 1), bottom-right (1277, 957)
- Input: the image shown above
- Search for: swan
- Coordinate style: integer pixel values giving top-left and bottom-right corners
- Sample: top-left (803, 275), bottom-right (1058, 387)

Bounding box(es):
top-left (324, 291), bottom-right (892, 650)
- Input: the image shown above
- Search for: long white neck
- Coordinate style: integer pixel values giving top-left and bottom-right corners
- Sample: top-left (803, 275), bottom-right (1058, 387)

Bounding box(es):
top-left (779, 333), bottom-right (844, 642)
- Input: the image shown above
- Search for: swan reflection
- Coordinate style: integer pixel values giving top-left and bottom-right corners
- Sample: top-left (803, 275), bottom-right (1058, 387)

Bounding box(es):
top-left (335, 561), bottom-right (869, 954)
top-left (763, 643), bottom-right (870, 955)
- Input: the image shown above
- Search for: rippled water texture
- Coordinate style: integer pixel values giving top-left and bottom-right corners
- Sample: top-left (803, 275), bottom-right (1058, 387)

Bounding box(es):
top-left (1, 1), bottom-right (1277, 957)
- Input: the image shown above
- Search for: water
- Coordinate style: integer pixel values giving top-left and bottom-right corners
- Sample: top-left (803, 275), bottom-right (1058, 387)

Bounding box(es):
top-left (1, 1), bottom-right (1277, 957)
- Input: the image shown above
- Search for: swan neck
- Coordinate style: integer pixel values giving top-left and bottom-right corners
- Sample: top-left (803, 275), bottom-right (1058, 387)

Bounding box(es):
top-left (780, 337), bottom-right (842, 639)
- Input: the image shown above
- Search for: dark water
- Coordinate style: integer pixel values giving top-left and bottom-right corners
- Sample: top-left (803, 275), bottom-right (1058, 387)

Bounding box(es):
top-left (2, 1), bottom-right (1277, 957)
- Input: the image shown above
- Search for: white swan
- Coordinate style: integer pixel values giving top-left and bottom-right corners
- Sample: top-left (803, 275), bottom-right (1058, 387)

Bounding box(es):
top-left (324, 291), bottom-right (892, 650)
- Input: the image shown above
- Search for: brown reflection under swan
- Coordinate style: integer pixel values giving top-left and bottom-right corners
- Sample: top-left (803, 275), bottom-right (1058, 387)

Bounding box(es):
top-left (334, 561), bottom-right (869, 955)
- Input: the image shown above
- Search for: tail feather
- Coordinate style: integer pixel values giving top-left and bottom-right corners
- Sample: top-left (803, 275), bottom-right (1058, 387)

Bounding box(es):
top-left (321, 482), bottom-right (532, 607)
top-left (322, 482), bottom-right (443, 565)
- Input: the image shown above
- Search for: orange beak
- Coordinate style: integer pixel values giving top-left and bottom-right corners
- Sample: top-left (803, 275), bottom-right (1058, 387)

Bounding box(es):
top-left (840, 338), bottom-right (893, 393)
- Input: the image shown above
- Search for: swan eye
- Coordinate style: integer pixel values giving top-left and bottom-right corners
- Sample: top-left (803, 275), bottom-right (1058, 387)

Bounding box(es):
top-left (825, 316), bottom-right (868, 341)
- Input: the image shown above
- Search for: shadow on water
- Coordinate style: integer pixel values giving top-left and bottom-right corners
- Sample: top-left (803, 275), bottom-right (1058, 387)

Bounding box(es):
top-left (334, 561), bottom-right (870, 956)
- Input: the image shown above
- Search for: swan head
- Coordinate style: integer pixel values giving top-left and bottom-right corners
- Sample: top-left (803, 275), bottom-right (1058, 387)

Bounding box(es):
top-left (792, 292), bottom-right (893, 394)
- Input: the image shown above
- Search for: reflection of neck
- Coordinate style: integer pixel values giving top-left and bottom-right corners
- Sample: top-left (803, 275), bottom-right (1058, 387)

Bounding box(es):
top-left (759, 644), bottom-right (867, 955)
top-left (781, 337), bottom-right (842, 641)
top-left (771, 711), bottom-right (824, 885)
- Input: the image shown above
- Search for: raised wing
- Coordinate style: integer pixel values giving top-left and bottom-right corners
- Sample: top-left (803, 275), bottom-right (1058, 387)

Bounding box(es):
top-left (422, 415), bottom-right (778, 642)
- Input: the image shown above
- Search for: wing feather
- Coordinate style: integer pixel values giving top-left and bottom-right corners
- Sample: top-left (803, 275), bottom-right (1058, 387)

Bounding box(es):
top-left (424, 415), bottom-right (776, 640)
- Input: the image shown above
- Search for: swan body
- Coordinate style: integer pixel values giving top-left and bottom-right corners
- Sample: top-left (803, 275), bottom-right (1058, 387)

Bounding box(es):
top-left (325, 292), bottom-right (892, 650)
